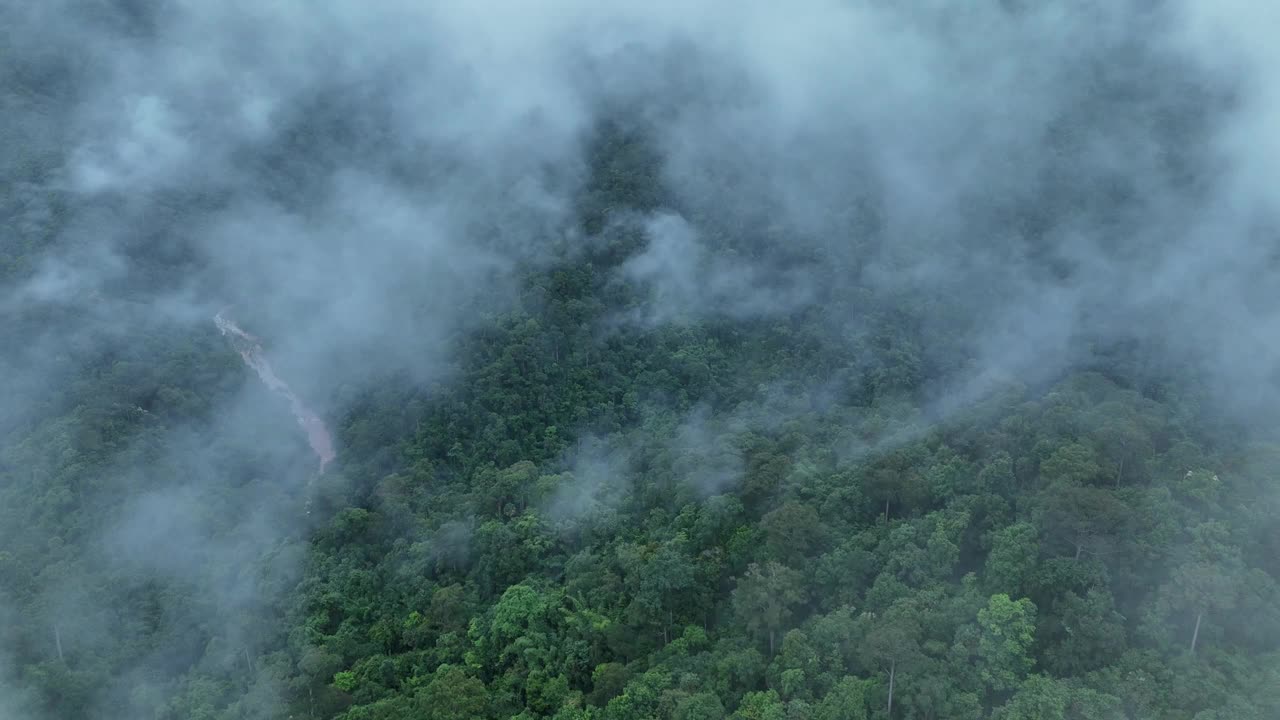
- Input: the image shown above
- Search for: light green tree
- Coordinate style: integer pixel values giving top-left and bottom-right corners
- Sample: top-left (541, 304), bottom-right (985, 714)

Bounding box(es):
top-left (813, 676), bottom-right (869, 720)
top-left (731, 690), bottom-right (787, 720)
top-left (977, 594), bottom-right (1037, 694)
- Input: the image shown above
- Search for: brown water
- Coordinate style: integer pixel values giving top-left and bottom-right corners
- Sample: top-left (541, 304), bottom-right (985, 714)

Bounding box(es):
top-left (214, 310), bottom-right (335, 472)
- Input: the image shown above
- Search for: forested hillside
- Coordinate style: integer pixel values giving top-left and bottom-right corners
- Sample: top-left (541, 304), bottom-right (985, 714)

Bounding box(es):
top-left (4, 1), bottom-right (1280, 719)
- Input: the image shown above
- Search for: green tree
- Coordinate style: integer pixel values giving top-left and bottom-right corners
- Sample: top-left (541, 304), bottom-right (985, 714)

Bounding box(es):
top-left (985, 522), bottom-right (1039, 597)
top-left (467, 582), bottom-right (563, 706)
top-left (813, 676), bottom-right (868, 720)
top-left (602, 667), bottom-right (674, 720)
top-left (992, 674), bottom-right (1067, 720)
top-left (1038, 443), bottom-right (1101, 486)
top-left (416, 664), bottom-right (490, 720)
top-left (993, 674), bottom-right (1122, 720)
top-left (1091, 411), bottom-right (1153, 487)
top-left (674, 692), bottom-right (727, 720)
top-left (894, 663), bottom-right (982, 720)
top-left (768, 630), bottom-right (821, 700)
top-left (976, 594), bottom-right (1037, 695)
top-left (619, 534), bottom-right (698, 644)
top-left (761, 501), bottom-right (827, 566)
top-left (731, 562), bottom-right (807, 655)
top-left (857, 600), bottom-right (923, 718)
top-left (1043, 588), bottom-right (1125, 675)
top-left (978, 452), bottom-right (1018, 497)
top-left (732, 690), bottom-right (787, 720)
top-left (1145, 521), bottom-right (1245, 655)
top-left (1033, 482), bottom-right (1126, 561)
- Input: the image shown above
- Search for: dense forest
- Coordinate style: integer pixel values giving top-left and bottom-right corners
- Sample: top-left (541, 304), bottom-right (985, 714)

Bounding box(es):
top-left (4, 1), bottom-right (1280, 719)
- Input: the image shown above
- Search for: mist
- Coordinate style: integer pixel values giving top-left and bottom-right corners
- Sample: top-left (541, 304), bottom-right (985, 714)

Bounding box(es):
top-left (3, 0), bottom-right (1280, 717)
top-left (9, 1), bottom-right (1277, 417)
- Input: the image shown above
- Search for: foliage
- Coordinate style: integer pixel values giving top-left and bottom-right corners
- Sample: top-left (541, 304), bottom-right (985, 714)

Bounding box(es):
top-left (3, 119), bottom-right (1278, 720)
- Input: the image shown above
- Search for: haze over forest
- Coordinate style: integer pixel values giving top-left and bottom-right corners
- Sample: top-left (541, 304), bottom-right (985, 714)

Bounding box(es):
top-left (3, 1), bottom-right (1280, 718)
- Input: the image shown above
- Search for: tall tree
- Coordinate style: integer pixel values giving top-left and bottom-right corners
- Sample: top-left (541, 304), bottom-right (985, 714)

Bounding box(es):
top-left (1147, 524), bottom-right (1244, 656)
top-left (857, 600), bottom-right (924, 718)
top-left (731, 562), bottom-right (806, 655)
top-left (813, 676), bottom-right (869, 720)
top-left (976, 594), bottom-right (1037, 696)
